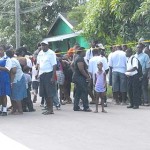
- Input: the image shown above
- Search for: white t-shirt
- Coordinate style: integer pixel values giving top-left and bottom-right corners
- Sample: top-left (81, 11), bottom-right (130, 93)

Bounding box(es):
top-left (109, 50), bottom-right (127, 73)
top-left (85, 48), bottom-right (93, 62)
top-left (11, 57), bottom-right (24, 83)
top-left (88, 56), bottom-right (108, 82)
top-left (0, 55), bottom-right (12, 71)
top-left (37, 49), bottom-right (57, 75)
top-left (32, 65), bottom-right (39, 81)
top-left (125, 56), bottom-right (138, 76)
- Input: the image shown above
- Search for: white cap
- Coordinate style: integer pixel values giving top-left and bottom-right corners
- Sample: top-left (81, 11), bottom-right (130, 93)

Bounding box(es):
top-left (138, 37), bottom-right (145, 44)
top-left (41, 40), bottom-right (49, 45)
top-left (97, 43), bottom-right (105, 49)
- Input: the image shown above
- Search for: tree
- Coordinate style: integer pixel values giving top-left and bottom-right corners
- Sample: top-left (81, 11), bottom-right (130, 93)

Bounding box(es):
top-left (0, 0), bottom-right (79, 52)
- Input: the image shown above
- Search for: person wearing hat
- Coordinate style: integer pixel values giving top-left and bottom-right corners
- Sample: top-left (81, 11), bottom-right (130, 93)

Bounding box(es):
top-left (0, 46), bottom-right (12, 116)
top-left (37, 40), bottom-right (57, 115)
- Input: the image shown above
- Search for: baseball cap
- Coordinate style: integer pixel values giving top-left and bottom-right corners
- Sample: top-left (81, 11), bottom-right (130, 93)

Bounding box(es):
top-left (41, 40), bottom-right (49, 45)
top-left (97, 43), bottom-right (105, 49)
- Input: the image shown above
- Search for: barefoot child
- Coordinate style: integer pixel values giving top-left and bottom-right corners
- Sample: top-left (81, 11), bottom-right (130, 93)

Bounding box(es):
top-left (94, 61), bottom-right (107, 113)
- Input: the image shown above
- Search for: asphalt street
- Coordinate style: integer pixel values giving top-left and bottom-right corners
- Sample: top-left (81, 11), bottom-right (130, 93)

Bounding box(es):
top-left (0, 98), bottom-right (150, 150)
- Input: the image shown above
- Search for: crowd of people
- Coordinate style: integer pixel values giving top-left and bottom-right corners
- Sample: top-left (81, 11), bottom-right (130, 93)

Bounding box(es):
top-left (0, 38), bottom-right (150, 116)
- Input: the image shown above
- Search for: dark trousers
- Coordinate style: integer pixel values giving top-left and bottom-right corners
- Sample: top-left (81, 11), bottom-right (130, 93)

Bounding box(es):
top-left (127, 74), bottom-right (141, 107)
top-left (141, 75), bottom-right (149, 103)
top-left (73, 78), bottom-right (89, 111)
top-left (22, 89), bottom-right (34, 111)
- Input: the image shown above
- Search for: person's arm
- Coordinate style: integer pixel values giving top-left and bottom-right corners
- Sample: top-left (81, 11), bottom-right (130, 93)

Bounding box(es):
top-left (103, 72), bottom-right (107, 88)
top-left (10, 67), bottom-right (17, 83)
top-left (77, 61), bottom-right (90, 80)
top-left (51, 64), bottom-right (56, 83)
top-left (126, 57), bottom-right (138, 72)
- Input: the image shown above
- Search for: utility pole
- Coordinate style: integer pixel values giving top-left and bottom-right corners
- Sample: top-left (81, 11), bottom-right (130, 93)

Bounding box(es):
top-left (15, 0), bottom-right (20, 49)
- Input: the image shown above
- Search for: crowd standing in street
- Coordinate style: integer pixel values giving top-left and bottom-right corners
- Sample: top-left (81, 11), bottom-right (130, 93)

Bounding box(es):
top-left (0, 38), bottom-right (150, 116)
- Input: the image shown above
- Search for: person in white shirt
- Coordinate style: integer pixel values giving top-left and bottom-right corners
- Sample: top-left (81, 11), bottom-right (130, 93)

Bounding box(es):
top-left (109, 45), bottom-right (127, 104)
top-left (37, 41), bottom-right (57, 115)
top-left (125, 48), bottom-right (141, 109)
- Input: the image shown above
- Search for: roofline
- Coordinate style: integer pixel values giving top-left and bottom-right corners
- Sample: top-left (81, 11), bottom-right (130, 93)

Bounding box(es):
top-left (48, 13), bottom-right (74, 35)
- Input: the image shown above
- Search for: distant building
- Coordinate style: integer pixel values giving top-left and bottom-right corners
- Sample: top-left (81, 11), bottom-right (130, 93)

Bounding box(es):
top-left (43, 13), bottom-right (89, 51)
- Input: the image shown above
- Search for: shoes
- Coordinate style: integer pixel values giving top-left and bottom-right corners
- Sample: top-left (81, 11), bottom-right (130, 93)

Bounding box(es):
top-left (133, 106), bottom-right (139, 109)
top-left (42, 110), bottom-right (54, 115)
top-left (1, 112), bottom-right (7, 116)
top-left (74, 108), bottom-right (82, 111)
top-left (84, 108), bottom-right (92, 112)
top-left (144, 103), bottom-right (150, 106)
top-left (56, 104), bottom-right (61, 110)
top-left (104, 103), bottom-right (107, 107)
top-left (127, 105), bottom-right (133, 108)
top-left (40, 104), bottom-right (44, 107)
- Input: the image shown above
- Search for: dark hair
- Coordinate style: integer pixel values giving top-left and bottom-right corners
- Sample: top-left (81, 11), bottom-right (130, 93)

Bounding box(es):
top-left (76, 47), bottom-right (85, 55)
top-left (6, 50), bottom-right (14, 58)
top-left (23, 66), bottom-right (30, 73)
top-left (16, 47), bottom-right (27, 56)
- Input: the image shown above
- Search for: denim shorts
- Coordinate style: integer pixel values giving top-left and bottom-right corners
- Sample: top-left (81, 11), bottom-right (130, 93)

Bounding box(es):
top-left (112, 71), bottom-right (127, 92)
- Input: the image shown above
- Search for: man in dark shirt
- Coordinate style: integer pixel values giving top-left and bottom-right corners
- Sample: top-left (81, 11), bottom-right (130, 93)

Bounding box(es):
top-left (72, 47), bottom-right (92, 112)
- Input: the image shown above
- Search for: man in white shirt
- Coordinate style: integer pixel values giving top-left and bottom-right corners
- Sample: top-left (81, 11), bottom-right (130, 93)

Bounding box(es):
top-left (125, 48), bottom-right (141, 109)
top-left (37, 41), bottom-right (57, 115)
top-left (109, 46), bottom-right (127, 104)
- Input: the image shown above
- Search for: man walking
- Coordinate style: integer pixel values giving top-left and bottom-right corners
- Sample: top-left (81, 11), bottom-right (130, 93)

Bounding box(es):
top-left (37, 41), bottom-right (57, 115)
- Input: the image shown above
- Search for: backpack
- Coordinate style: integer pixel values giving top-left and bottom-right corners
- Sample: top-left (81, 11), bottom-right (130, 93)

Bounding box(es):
top-left (131, 56), bottom-right (143, 80)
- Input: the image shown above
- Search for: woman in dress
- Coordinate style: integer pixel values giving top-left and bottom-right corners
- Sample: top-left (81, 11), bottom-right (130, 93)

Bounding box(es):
top-left (0, 46), bottom-right (12, 116)
top-left (6, 49), bottom-right (27, 115)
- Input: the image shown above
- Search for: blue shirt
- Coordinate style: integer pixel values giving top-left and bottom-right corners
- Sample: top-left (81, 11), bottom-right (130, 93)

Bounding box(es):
top-left (135, 53), bottom-right (150, 74)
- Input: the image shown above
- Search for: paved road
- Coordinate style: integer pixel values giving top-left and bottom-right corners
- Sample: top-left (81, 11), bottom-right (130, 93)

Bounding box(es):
top-left (0, 99), bottom-right (150, 150)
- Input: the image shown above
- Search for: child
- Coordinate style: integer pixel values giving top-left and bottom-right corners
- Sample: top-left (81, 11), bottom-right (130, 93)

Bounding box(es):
top-left (22, 66), bottom-right (35, 112)
top-left (32, 60), bottom-right (39, 103)
top-left (94, 61), bottom-right (107, 113)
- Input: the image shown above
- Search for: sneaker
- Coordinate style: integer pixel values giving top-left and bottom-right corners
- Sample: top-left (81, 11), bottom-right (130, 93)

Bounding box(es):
top-left (40, 104), bottom-right (44, 107)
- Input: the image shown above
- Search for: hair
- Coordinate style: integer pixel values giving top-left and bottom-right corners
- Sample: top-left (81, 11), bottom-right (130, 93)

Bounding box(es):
top-left (6, 50), bottom-right (14, 58)
top-left (23, 66), bottom-right (30, 73)
top-left (16, 47), bottom-right (27, 56)
top-left (92, 48), bottom-right (99, 56)
top-left (76, 47), bottom-right (85, 55)
top-left (55, 48), bottom-right (61, 54)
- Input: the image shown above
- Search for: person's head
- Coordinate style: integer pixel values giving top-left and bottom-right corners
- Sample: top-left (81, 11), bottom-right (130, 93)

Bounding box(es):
top-left (126, 48), bottom-right (133, 57)
top-left (23, 66), bottom-right (30, 73)
top-left (76, 47), bottom-right (86, 57)
top-left (6, 49), bottom-right (15, 58)
top-left (55, 49), bottom-right (62, 57)
top-left (37, 42), bottom-right (41, 50)
top-left (0, 46), bottom-right (5, 57)
top-left (116, 45), bottom-right (122, 50)
top-left (97, 61), bottom-right (103, 71)
top-left (15, 47), bottom-right (27, 57)
top-left (137, 43), bottom-right (145, 54)
top-left (92, 48), bottom-right (99, 56)
top-left (91, 40), bottom-right (98, 48)
top-left (122, 44), bottom-right (128, 52)
top-left (40, 41), bottom-right (49, 52)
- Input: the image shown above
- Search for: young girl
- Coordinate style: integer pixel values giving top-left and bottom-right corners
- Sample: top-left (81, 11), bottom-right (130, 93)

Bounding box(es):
top-left (94, 61), bottom-right (107, 113)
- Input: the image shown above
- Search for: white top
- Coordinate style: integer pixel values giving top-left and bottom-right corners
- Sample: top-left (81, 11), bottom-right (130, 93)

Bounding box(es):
top-left (88, 56), bottom-right (108, 82)
top-left (32, 65), bottom-right (39, 81)
top-left (26, 58), bottom-right (32, 68)
top-left (0, 55), bottom-right (12, 71)
top-left (37, 49), bottom-right (57, 75)
top-left (125, 56), bottom-right (138, 76)
top-left (108, 52), bottom-right (113, 65)
top-left (11, 58), bottom-right (24, 83)
top-left (85, 48), bottom-right (93, 62)
top-left (109, 50), bottom-right (127, 73)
